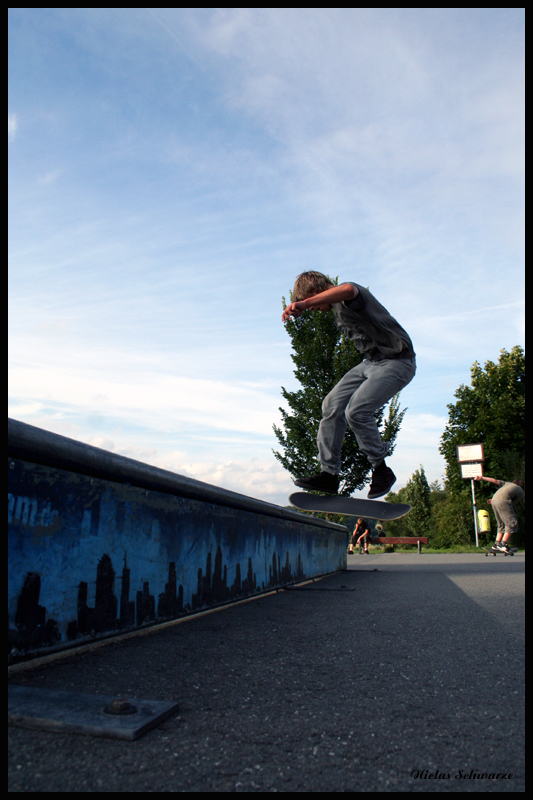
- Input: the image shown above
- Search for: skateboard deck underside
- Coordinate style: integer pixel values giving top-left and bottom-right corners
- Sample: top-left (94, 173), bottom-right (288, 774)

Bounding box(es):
top-left (289, 492), bottom-right (411, 520)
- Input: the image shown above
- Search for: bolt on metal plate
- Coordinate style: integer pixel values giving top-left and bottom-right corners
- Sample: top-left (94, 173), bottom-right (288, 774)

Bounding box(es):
top-left (104, 698), bottom-right (138, 715)
top-left (8, 685), bottom-right (178, 740)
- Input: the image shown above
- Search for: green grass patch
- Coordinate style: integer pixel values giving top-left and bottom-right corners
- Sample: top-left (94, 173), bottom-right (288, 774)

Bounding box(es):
top-left (355, 544), bottom-right (525, 554)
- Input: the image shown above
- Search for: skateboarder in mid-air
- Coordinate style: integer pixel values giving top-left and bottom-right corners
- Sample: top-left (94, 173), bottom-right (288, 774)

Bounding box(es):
top-left (282, 271), bottom-right (416, 499)
top-left (475, 475), bottom-right (525, 554)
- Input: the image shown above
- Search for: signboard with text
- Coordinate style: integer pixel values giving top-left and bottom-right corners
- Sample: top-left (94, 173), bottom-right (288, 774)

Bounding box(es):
top-left (456, 443), bottom-right (485, 464)
top-left (460, 463), bottom-right (483, 479)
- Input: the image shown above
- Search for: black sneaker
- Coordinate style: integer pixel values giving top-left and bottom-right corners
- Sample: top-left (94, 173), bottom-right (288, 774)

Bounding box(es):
top-left (294, 471), bottom-right (339, 494)
top-left (367, 465), bottom-right (396, 499)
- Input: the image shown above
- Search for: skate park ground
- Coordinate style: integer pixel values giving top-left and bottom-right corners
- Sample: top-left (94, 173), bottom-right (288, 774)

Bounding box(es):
top-left (8, 553), bottom-right (524, 793)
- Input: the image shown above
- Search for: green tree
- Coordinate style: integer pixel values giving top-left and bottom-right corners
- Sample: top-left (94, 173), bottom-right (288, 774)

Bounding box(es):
top-left (403, 466), bottom-right (432, 537)
top-left (430, 493), bottom-right (475, 548)
top-left (428, 479), bottom-right (448, 512)
top-left (439, 347), bottom-right (525, 492)
top-left (273, 282), bottom-right (407, 495)
top-left (385, 466), bottom-right (432, 538)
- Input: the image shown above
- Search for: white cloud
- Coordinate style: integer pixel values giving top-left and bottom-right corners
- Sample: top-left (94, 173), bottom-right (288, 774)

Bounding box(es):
top-left (8, 360), bottom-right (281, 437)
top-left (36, 169), bottom-right (63, 187)
top-left (160, 455), bottom-right (292, 503)
top-left (8, 113), bottom-right (17, 142)
top-left (194, 8), bottom-right (524, 259)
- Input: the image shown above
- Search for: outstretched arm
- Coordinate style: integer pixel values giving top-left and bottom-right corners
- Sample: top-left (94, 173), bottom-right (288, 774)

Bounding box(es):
top-left (475, 475), bottom-right (502, 486)
top-left (282, 283), bottom-right (358, 322)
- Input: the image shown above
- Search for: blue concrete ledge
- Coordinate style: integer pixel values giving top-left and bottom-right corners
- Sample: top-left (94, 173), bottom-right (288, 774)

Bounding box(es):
top-left (8, 419), bottom-right (348, 662)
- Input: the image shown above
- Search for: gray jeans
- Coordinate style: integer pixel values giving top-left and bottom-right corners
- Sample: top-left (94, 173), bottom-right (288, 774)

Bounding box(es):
top-left (317, 357), bottom-right (416, 473)
top-left (491, 499), bottom-right (519, 536)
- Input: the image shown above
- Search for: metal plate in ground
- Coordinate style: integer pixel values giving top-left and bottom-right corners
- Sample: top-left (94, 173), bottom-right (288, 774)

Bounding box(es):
top-left (8, 685), bottom-right (178, 740)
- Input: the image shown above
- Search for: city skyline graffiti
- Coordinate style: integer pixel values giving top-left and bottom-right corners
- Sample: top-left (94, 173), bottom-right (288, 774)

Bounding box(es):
top-left (9, 544), bottom-right (307, 658)
top-left (8, 449), bottom-right (346, 661)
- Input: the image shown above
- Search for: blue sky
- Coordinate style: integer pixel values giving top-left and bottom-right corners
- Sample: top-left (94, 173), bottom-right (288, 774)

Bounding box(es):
top-left (8, 8), bottom-right (524, 505)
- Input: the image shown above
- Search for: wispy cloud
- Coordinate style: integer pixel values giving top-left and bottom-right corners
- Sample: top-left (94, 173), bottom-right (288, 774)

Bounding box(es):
top-left (8, 357), bottom-right (282, 437)
top-left (185, 9), bottom-right (525, 330)
top-left (8, 113), bottom-right (17, 142)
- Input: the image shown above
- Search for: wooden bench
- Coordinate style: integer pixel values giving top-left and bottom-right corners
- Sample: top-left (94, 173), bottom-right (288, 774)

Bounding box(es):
top-left (361, 537), bottom-right (429, 554)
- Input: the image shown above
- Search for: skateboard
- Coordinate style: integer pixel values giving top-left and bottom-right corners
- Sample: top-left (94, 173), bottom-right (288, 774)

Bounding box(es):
top-left (484, 547), bottom-right (518, 557)
top-left (289, 492), bottom-right (411, 521)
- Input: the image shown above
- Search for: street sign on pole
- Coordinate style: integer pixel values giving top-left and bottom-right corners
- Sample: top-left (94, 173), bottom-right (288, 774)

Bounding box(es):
top-left (460, 463), bottom-right (483, 479)
top-left (456, 443), bottom-right (485, 547)
top-left (456, 443), bottom-right (485, 464)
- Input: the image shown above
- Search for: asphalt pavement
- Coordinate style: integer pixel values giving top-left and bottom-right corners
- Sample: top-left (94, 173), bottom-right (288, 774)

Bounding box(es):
top-left (8, 553), bottom-right (525, 792)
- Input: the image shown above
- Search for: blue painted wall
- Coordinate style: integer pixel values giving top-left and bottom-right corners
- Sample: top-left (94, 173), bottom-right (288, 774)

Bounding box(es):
top-left (8, 422), bottom-right (348, 661)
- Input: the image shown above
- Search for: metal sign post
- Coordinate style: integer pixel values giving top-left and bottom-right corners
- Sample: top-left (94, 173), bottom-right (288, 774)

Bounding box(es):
top-left (456, 444), bottom-right (485, 548)
top-left (470, 476), bottom-right (479, 548)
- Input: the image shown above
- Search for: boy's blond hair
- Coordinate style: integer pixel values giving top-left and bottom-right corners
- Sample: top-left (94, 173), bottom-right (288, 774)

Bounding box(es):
top-left (292, 271), bottom-right (334, 301)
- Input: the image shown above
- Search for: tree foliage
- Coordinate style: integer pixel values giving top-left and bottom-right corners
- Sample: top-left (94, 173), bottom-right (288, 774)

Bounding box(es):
top-left (385, 466), bottom-right (432, 538)
top-left (439, 347), bottom-right (525, 493)
top-left (273, 282), bottom-right (407, 495)
top-left (430, 492), bottom-right (476, 549)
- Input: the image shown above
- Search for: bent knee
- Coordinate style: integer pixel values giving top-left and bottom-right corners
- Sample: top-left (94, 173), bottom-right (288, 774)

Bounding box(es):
top-left (322, 392), bottom-right (347, 417)
top-left (345, 401), bottom-right (374, 426)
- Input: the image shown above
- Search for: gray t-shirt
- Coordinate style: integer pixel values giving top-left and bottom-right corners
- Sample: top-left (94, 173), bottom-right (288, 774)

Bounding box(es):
top-left (333, 282), bottom-right (415, 362)
top-left (493, 481), bottom-right (525, 504)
